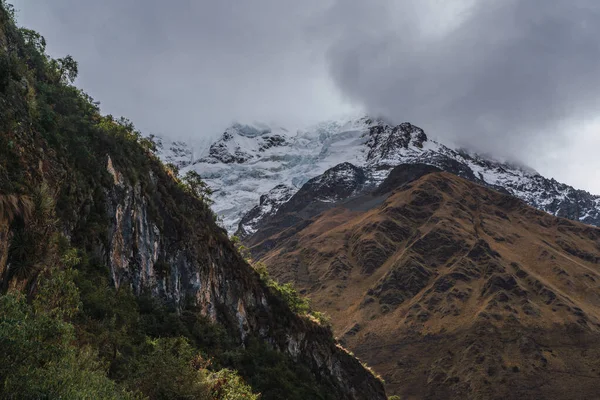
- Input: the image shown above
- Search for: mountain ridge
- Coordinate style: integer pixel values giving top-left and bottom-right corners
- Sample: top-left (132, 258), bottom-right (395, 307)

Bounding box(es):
top-left (249, 163), bottom-right (600, 399)
top-left (0, 4), bottom-right (385, 398)
top-left (155, 118), bottom-right (600, 234)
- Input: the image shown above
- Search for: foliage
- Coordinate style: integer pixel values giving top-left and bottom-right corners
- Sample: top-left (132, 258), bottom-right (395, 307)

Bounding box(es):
top-left (231, 235), bottom-right (251, 261)
top-left (0, 3), bottom-right (347, 399)
top-left (230, 239), bottom-right (332, 328)
top-left (231, 240), bottom-right (331, 327)
top-left (32, 252), bottom-right (82, 319)
top-left (308, 310), bottom-right (332, 327)
top-left (5, 182), bottom-right (58, 283)
top-left (165, 162), bottom-right (180, 177)
top-left (251, 261), bottom-right (332, 328)
top-left (181, 170), bottom-right (214, 204)
top-left (218, 336), bottom-right (330, 400)
top-left (123, 337), bottom-right (211, 399)
top-left (209, 369), bottom-right (260, 400)
top-left (0, 0), bottom-right (14, 20)
top-left (0, 292), bottom-right (137, 399)
top-left (0, 254), bottom-right (264, 399)
top-left (267, 280), bottom-right (311, 314)
top-left (140, 134), bottom-right (158, 153)
top-left (55, 54), bottom-right (78, 83)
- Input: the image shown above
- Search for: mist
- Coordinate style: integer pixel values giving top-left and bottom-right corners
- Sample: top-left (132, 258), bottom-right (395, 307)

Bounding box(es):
top-left (10, 0), bottom-right (600, 193)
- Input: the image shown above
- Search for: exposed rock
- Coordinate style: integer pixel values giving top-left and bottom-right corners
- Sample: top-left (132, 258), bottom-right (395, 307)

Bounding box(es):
top-left (236, 184), bottom-right (295, 238)
top-left (98, 158), bottom-right (387, 400)
top-left (169, 118), bottom-right (600, 233)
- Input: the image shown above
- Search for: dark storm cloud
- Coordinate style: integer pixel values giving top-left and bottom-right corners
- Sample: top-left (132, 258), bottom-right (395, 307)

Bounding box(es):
top-left (11, 0), bottom-right (349, 140)
top-left (9, 0), bottom-right (600, 191)
top-left (320, 0), bottom-right (600, 159)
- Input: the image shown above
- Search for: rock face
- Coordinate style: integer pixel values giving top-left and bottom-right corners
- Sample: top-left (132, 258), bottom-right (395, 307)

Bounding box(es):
top-left (251, 164), bottom-right (600, 399)
top-left (0, 151), bottom-right (385, 398)
top-left (236, 184), bottom-right (295, 238)
top-left (100, 157), bottom-right (385, 400)
top-left (365, 121), bottom-right (428, 162)
top-left (160, 117), bottom-right (600, 233)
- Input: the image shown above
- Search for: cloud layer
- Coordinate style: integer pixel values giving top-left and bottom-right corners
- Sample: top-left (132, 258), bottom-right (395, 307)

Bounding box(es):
top-left (11, 0), bottom-right (352, 139)
top-left (11, 0), bottom-right (600, 192)
top-left (321, 0), bottom-right (600, 160)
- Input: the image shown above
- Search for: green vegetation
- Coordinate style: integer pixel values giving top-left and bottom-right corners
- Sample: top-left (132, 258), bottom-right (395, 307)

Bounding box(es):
top-left (0, 2), bottom-right (344, 399)
top-left (0, 292), bottom-right (136, 399)
top-left (231, 236), bottom-right (332, 328)
top-left (0, 262), bottom-right (259, 399)
top-left (181, 170), bottom-right (214, 205)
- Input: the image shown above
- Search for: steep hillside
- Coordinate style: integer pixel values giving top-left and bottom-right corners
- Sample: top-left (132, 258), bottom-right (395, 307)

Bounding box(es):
top-left (252, 164), bottom-right (600, 399)
top-left (0, 4), bottom-right (385, 399)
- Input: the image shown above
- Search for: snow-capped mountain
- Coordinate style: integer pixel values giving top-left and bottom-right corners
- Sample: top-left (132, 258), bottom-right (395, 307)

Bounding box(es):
top-left (154, 136), bottom-right (194, 169)
top-left (154, 117), bottom-right (600, 234)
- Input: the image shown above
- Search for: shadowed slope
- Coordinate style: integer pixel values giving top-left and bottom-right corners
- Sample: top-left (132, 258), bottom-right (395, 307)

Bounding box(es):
top-left (253, 166), bottom-right (600, 399)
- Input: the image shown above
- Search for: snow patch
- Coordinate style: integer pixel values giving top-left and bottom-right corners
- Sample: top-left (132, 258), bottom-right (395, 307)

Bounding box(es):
top-left (154, 117), bottom-right (600, 233)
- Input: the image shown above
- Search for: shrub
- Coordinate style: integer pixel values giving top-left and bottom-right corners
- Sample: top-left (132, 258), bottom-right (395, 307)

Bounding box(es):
top-left (123, 337), bottom-right (211, 399)
top-left (209, 369), bottom-right (260, 400)
top-left (252, 261), bottom-right (332, 328)
top-left (0, 292), bottom-right (137, 399)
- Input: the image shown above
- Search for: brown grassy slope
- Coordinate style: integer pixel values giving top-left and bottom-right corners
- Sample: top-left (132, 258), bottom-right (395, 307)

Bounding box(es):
top-left (254, 171), bottom-right (600, 400)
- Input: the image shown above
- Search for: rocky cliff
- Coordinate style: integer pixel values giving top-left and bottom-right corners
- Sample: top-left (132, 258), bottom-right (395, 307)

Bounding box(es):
top-left (0, 4), bottom-right (385, 398)
top-left (100, 156), bottom-right (385, 399)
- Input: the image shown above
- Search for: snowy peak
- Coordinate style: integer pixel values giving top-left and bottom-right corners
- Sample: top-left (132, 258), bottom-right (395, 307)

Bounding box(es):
top-left (154, 117), bottom-right (600, 233)
top-left (366, 122), bottom-right (428, 163)
top-left (299, 162), bottom-right (369, 204)
top-left (154, 135), bottom-right (194, 169)
top-left (237, 184), bottom-right (295, 238)
top-left (204, 123), bottom-right (288, 164)
top-left (228, 122), bottom-right (273, 138)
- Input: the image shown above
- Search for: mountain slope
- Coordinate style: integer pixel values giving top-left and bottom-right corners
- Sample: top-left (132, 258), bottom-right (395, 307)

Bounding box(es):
top-left (159, 118), bottom-right (600, 233)
top-left (0, 5), bottom-right (385, 399)
top-left (251, 164), bottom-right (600, 399)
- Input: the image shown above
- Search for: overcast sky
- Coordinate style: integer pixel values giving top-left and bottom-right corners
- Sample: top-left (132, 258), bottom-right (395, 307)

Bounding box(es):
top-left (10, 0), bottom-right (600, 194)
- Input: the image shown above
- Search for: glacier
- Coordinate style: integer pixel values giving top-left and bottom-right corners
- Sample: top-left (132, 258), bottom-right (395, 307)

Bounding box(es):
top-left (155, 117), bottom-right (600, 234)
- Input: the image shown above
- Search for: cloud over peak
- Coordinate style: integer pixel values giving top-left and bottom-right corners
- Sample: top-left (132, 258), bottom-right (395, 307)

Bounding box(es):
top-left (321, 0), bottom-right (600, 160)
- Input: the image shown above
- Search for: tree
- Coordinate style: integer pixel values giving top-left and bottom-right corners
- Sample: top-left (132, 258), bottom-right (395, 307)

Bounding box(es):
top-left (33, 248), bottom-right (82, 320)
top-left (166, 163), bottom-right (180, 176)
top-left (57, 55), bottom-right (78, 83)
top-left (19, 28), bottom-right (46, 53)
top-left (0, 292), bottom-right (136, 399)
top-left (140, 134), bottom-right (158, 153)
top-left (209, 369), bottom-right (259, 400)
top-left (1, 0), bottom-right (15, 21)
top-left (124, 337), bottom-right (211, 399)
top-left (182, 170), bottom-right (213, 204)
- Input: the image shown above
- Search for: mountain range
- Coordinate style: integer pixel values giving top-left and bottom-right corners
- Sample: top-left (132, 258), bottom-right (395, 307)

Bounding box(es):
top-left (0, 6), bottom-right (384, 398)
top-left (247, 163), bottom-right (600, 399)
top-left (156, 118), bottom-right (600, 399)
top-left (156, 117), bottom-right (600, 236)
top-left (6, 1), bottom-right (600, 398)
